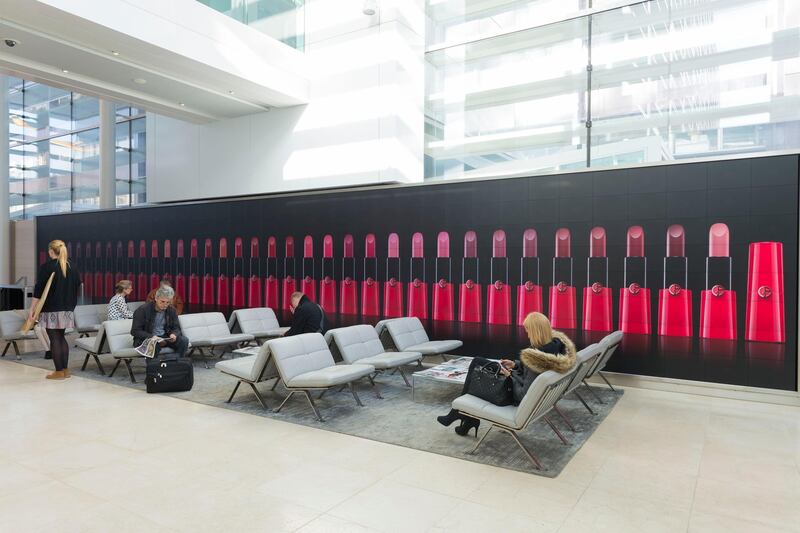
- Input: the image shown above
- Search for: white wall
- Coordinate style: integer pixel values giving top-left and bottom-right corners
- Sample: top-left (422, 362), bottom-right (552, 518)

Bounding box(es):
top-left (147, 0), bottom-right (425, 202)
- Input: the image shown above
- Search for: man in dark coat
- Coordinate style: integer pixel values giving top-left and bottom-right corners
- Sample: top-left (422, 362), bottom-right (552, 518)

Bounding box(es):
top-left (131, 285), bottom-right (189, 357)
top-left (284, 292), bottom-right (325, 336)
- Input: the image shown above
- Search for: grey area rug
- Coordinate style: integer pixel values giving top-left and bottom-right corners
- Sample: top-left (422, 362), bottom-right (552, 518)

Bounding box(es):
top-left (11, 346), bottom-right (622, 477)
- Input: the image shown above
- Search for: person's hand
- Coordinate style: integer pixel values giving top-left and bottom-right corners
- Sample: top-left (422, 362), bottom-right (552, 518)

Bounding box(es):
top-left (500, 359), bottom-right (515, 370)
top-left (27, 309), bottom-right (35, 322)
top-left (158, 340), bottom-right (167, 347)
top-left (499, 367), bottom-right (512, 377)
top-left (169, 333), bottom-right (177, 342)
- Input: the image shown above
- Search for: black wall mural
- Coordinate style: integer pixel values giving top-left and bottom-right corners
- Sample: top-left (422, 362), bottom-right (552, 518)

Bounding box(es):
top-left (37, 155), bottom-right (799, 391)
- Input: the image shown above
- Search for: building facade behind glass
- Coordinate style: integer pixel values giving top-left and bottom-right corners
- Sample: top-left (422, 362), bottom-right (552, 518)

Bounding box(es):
top-left (7, 78), bottom-right (146, 220)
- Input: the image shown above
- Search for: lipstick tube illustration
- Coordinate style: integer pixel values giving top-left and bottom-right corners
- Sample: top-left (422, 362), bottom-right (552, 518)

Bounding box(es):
top-left (163, 240), bottom-right (173, 284)
top-left (231, 237), bottom-right (244, 309)
top-left (188, 239), bottom-right (200, 305)
top-left (202, 238), bottom-right (215, 306)
top-left (549, 228), bottom-right (576, 330)
top-left (384, 233), bottom-right (404, 317)
top-left (149, 240), bottom-right (161, 293)
top-left (517, 229), bottom-right (543, 324)
top-left (433, 231), bottom-right (454, 321)
top-left (619, 225), bottom-right (651, 334)
top-left (699, 223), bottom-right (736, 340)
top-left (487, 230), bottom-right (511, 325)
top-left (361, 234), bottom-right (380, 316)
top-left (282, 237), bottom-right (297, 311)
top-left (745, 241), bottom-right (784, 343)
top-left (125, 240), bottom-right (135, 285)
top-left (408, 232), bottom-right (428, 320)
top-left (657, 225), bottom-right (692, 337)
top-left (340, 234), bottom-right (358, 314)
top-left (301, 235), bottom-right (317, 302)
top-left (217, 238), bottom-right (230, 307)
top-left (459, 231), bottom-right (482, 323)
top-left (583, 227), bottom-right (613, 331)
top-left (103, 242), bottom-right (114, 298)
top-left (115, 241), bottom-right (124, 286)
top-left (319, 235), bottom-right (336, 313)
top-left (175, 240), bottom-right (186, 303)
top-left (135, 241), bottom-right (149, 301)
top-left (94, 242), bottom-right (104, 300)
top-left (83, 243), bottom-right (94, 301)
top-left (248, 237), bottom-right (262, 308)
top-left (264, 236), bottom-right (279, 310)
top-left (233, 237), bottom-right (248, 308)
top-left (74, 243), bottom-right (84, 300)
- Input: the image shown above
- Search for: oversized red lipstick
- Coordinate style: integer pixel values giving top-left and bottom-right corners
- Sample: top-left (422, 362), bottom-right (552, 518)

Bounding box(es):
top-left (517, 229), bottom-right (542, 323)
top-left (745, 241), bottom-right (785, 343)
top-left (657, 225), bottom-right (692, 337)
top-left (432, 231), bottom-right (454, 321)
top-left (487, 230), bottom-right (511, 325)
top-left (149, 240), bottom-right (160, 296)
top-left (459, 231), bottom-right (482, 323)
top-left (202, 238), bottom-right (215, 306)
top-left (361, 234), bottom-right (380, 316)
top-left (549, 228), bottom-right (576, 329)
top-left (264, 236), bottom-right (279, 310)
top-left (583, 226), bottom-right (613, 331)
top-left (188, 239), bottom-right (200, 305)
top-left (340, 234), bottom-right (358, 314)
top-left (319, 235), bottom-right (336, 313)
top-left (136, 240), bottom-right (148, 301)
top-left (619, 225), bottom-right (651, 334)
top-left (408, 232), bottom-right (428, 320)
top-left (247, 237), bottom-right (262, 308)
top-left (699, 223), bottom-right (736, 340)
top-left (175, 239), bottom-right (186, 303)
top-left (232, 237), bottom-right (246, 308)
top-left (281, 237), bottom-right (296, 310)
top-left (301, 235), bottom-right (317, 302)
top-left (383, 233), bottom-right (403, 317)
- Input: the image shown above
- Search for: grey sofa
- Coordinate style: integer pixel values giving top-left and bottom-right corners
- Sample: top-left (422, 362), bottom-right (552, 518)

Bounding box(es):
top-left (228, 307), bottom-right (288, 344)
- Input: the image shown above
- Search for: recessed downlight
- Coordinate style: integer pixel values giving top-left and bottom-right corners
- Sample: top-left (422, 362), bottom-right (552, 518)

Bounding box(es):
top-left (228, 90), bottom-right (235, 95)
top-left (61, 69), bottom-right (69, 73)
top-left (179, 102), bottom-right (185, 107)
top-left (133, 78), bottom-right (147, 85)
top-left (111, 50), bottom-right (120, 56)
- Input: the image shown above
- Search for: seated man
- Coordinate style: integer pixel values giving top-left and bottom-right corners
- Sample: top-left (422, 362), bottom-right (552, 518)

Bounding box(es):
top-left (146, 279), bottom-right (185, 315)
top-left (132, 285), bottom-right (189, 357)
top-left (284, 291), bottom-right (326, 337)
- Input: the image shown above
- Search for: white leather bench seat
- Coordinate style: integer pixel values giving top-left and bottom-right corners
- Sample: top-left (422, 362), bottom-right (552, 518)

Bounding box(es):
top-left (404, 340), bottom-right (463, 355)
top-left (217, 356), bottom-right (263, 381)
top-left (452, 394), bottom-right (518, 427)
top-left (357, 351), bottom-right (422, 369)
top-left (384, 317), bottom-right (463, 356)
top-left (112, 348), bottom-right (141, 359)
top-left (228, 308), bottom-right (287, 341)
top-left (180, 312), bottom-right (254, 349)
top-left (286, 363), bottom-right (374, 388)
top-left (75, 336), bottom-right (98, 352)
top-left (187, 333), bottom-right (254, 348)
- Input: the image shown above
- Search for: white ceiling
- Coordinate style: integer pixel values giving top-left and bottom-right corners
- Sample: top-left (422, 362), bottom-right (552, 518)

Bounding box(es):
top-left (0, 0), bottom-right (310, 123)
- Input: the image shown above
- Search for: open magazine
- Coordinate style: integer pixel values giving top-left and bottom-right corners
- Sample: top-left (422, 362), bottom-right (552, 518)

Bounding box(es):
top-left (135, 336), bottom-right (167, 358)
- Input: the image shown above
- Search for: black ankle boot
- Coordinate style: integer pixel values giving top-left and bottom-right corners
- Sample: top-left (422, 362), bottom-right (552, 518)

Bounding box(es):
top-left (455, 417), bottom-right (480, 437)
top-left (436, 409), bottom-right (462, 427)
top-left (44, 351), bottom-right (52, 360)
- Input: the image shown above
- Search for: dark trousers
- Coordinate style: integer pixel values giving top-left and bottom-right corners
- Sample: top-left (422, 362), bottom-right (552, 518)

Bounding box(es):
top-left (154, 335), bottom-right (189, 357)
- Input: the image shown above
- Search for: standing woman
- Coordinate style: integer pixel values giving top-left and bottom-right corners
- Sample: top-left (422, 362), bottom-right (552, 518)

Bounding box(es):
top-left (29, 240), bottom-right (82, 380)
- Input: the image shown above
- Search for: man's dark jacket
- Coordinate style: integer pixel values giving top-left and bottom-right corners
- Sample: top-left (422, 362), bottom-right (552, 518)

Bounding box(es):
top-left (131, 302), bottom-right (182, 345)
top-left (285, 295), bottom-right (325, 336)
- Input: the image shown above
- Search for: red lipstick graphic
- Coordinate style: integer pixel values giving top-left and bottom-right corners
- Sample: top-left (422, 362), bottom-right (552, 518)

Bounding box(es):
top-left (583, 226), bottom-right (613, 331)
top-left (202, 238), bottom-right (215, 306)
top-left (248, 238), bottom-right (262, 308)
top-left (657, 225), bottom-right (692, 337)
top-left (619, 225), bottom-right (651, 334)
top-left (188, 239), bottom-right (200, 305)
top-left (99, 242), bottom-right (111, 300)
top-left (745, 241), bottom-right (784, 343)
top-left (408, 232), bottom-right (428, 320)
top-left (233, 237), bottom-right (246, 308)
top-left (319, 235), bottom-right (336, 313)
top-left (163, 240), bottom-right (173, 284)
top-left (361, 234), bottom-right (380, 316)
top-left (114, 242), bottom-right (124, 295)
top-left (487, 230), bottom-right (511, 325)
top-left (433, 231), bottom-right (454, 321)
top-left (517, 229), bottom-right (543, 324)
top-left (459, 231), bottom-right (482, 323)
top-left (126, 240), bottom-right (135, 285)
top-left (340, 234), bottom-right (358, 314)
top-left (83, 243), bottom-right (94, 301)
top-left (384, 233), bottom-right (403, 317)
top-left (699, 223), bottom-right (736, 340)
top-left (175, 239), bottom-right (186, 303)
top-left (136, 240), bottom-right (148, 301)
top-left (149, 240), bottom-right (161, 295)
top-left (74, 243), bottom-right (84, 301)
top-left (217, 238), bottom-right (230, 307)
top-left (549, 228), bottom-right (576, 329)
top-left (301, 235), bottom-right (317, 302)
top-left (282, 237), bottom-right (297, 311)
top-left (264, 236), bottom-right (279, 310)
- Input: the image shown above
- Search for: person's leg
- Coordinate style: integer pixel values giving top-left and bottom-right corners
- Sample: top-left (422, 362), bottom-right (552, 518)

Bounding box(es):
top-left (45, 329), bottom-right (68, 379)
top-left (172, 335), bottom-right (189, 357)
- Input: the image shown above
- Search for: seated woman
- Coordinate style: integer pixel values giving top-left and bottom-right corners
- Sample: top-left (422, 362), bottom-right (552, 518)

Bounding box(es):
top-left (437, 312), bottom-right (576, 436)
top-left (108, 280), bottom-right (135, 320)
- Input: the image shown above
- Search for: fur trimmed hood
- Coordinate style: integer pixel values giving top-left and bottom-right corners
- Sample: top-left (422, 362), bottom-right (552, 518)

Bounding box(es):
top-left (519, 330), bottom-right (577, 374)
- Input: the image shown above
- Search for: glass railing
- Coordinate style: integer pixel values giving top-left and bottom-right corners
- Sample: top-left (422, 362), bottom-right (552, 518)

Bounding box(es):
top-left (197, 0), bottom-right (306, 52)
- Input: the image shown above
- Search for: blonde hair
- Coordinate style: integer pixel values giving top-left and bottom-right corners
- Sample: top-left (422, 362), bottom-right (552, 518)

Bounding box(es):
top-left (115, 280), bottom-right (132, 294)
top-left (49, 239), bottom-right (69, 277)
top-left (523, 312), bottom-right (553, 348)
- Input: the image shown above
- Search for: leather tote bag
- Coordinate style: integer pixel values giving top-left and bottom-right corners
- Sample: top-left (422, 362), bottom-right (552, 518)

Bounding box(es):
top-left (465, 361), bottom-right (514, 406)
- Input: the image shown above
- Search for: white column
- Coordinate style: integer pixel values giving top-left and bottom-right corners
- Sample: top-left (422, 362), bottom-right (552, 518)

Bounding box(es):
top-left (99, 100), bottom-right (116, 209)
top-left (0, 75), bottom-right (10, 285)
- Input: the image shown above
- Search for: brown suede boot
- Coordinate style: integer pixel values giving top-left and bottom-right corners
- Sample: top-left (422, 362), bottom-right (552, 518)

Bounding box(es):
top-left (63, 368), bottom-right (71, 378)
top-left (46, 370), bottom-right (65, 380)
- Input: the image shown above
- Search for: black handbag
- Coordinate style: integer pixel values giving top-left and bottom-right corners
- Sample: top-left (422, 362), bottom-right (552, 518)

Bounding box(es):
top-left (466, 361), bottom-right (514, 406)
top-left (145, 356), bottom-right (194, 393)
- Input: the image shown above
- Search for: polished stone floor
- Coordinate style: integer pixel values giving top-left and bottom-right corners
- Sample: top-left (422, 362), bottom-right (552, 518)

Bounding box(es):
top-left (1, 359), bottom-right (799, 532)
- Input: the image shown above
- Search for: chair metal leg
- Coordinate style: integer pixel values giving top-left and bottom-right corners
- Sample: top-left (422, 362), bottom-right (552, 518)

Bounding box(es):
top-left (226, 381), bottom-right (242, 403)
top-left (247, 382), bottom-right (268, 409)
top-left (302, 391), bottom-right (325, 422)
top-left (318, 390), bottom-right (326, 400)
top-left (93, 355), bottom-right (106, 375)
top-left (123, 359), bottom-right (136, 383)
top-left (574, 390), bottom-right (596, 415)
top-left (599, 371), bottom-right (617, 392)
top-left (81, 353), bottom-right (90, 371)
top-left (1, 342), bottom-right (9, 357)
top-left (370, 378), bottom-right (383, 399)
top-left (12, 341), bottom-right (20, 359)
top-left (110, 359), bottom-right (122, 377)
top-left (398, 367), bottom-right (411, 387)
top-left (553, 403), bottom-right (576, 432)
top-left (583, 380), bottom-right (605, 404)
top-left (468, 424), bottom-right (494, 456)
top-left (348, 382), bottom-right (363, 407)
top-left (544, 415), bottom-right (569, 445)
top-left (270, 378), bottom-right (280, 391)
top-left (505, 428), bottom-right (544, 470)
top-left (274, 391), bottom-right (296, 414)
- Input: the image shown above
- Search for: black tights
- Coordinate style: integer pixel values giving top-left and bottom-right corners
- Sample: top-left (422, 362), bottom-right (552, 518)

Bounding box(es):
top-left (46, 329), bottom-right (69, 371)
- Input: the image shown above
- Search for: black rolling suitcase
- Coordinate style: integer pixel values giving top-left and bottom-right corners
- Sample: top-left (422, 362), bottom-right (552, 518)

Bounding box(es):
top-left (145, 356), bottom-right (194, 393)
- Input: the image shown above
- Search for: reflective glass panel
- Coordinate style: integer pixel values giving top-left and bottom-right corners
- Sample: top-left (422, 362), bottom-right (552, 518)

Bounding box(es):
top-left (21, 82), bottom-right (71, 140)
top-left (72, 128), bottom-right (101, 211)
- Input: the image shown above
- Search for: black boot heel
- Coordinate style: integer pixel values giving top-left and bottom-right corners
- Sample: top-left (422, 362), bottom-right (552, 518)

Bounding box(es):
top-left (455, 417), bottom-right (480, 437)
top-left (437, 409), bottom-right (462, 427)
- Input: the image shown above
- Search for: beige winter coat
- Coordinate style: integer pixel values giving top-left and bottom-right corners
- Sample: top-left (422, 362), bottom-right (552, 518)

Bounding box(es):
top-left (518, 330), bottom-right (577, 374)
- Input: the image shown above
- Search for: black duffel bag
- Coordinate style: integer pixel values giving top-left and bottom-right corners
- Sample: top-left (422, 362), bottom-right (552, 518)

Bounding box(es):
top-left (466, 361), bottom-right (514, 406)
top-left (145, 356), bottom-right (194, 393)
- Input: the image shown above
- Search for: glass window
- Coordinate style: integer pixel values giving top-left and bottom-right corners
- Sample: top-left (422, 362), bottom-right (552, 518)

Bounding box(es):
top-left (72, 93), bottom-right (100, 130)
top-left (8, 77), bottom-right (24, 146)
top-left (21, 82), bottom-right (71, 141)
top-left (24, 137), bottom-right (72, 217)
top-left (130, 118), bottom-right (147, 205)
top-left (196, 0), bottom-right (305, 51)
top-left (72, 128), bottom-right (101, 211)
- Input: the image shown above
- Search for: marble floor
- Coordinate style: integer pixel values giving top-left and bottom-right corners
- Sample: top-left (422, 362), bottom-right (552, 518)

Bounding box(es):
top-left (1, 359), bottom-right (799, 533)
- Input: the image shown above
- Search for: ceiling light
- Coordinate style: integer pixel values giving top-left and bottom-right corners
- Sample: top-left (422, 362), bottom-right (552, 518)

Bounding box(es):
top-left (363, 0), bottom-right (377, 15)
top-left (133, 78), bottom-right (147, 85)
top-left (61, 69), bottom-right (69, 73)
top-left (111, 50), bottom-right (120, 56)
top-left (179, 102), bottom-right (185, 107)
top-left (228, 90), bottom-right (235, 95)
